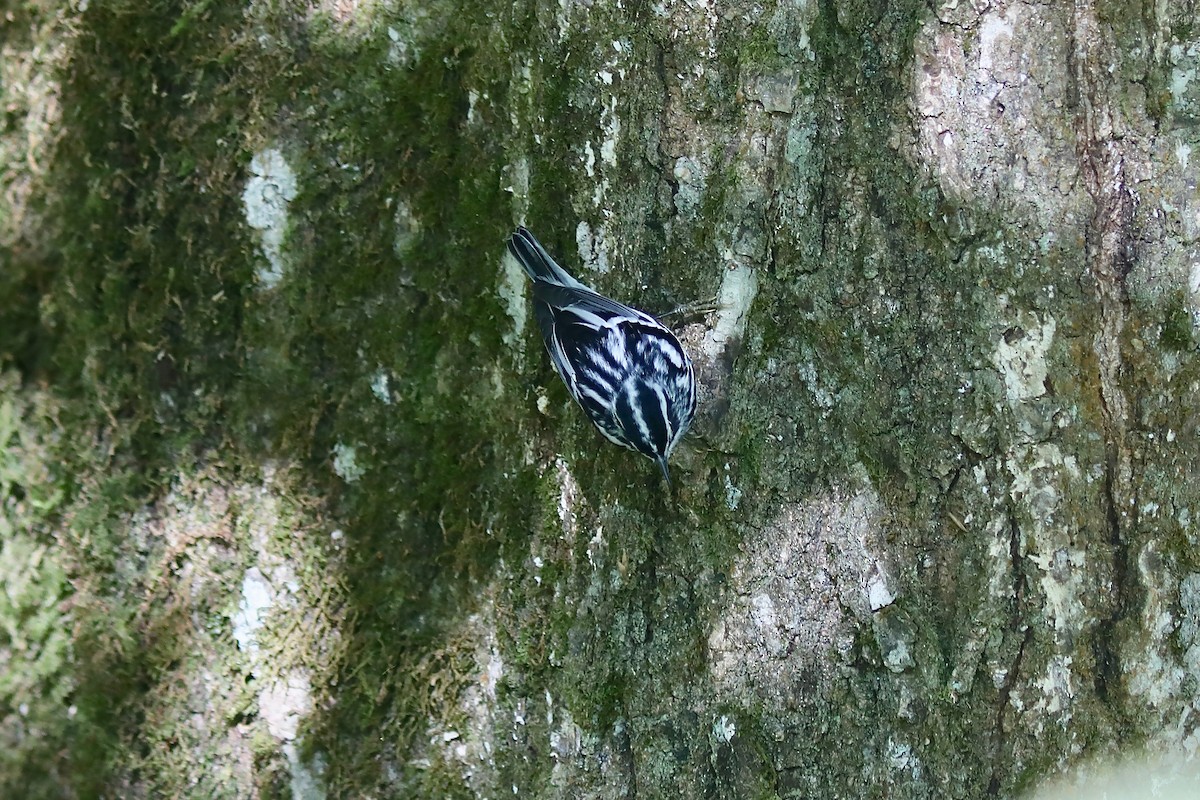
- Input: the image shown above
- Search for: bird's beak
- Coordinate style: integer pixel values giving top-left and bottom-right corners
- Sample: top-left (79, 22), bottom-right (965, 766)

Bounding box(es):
top-left (657, 456), bottom-right (672, 488)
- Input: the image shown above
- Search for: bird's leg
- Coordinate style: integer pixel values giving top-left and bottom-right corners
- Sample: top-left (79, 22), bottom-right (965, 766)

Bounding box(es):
top-left (657, 296), bottom-right (719, 323)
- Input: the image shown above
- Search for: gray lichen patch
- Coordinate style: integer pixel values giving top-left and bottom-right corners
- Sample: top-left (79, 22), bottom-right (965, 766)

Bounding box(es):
top-left (709, 487), bottom-right (885, 706)
top-left (910, 3), bottom-right (1083, 226)
top-left (3, 0), bottom-right (1200, 797)
top-left (243, 147), bottom-right (299, 290)
top-left (61, 462), bottom-right (346, 798)
top-left (407, 595), bottom-right (508, 796)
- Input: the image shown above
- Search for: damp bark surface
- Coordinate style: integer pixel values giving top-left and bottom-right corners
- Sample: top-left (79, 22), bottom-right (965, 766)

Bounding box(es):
top-left (2, 1), bottom-right (1200, 798)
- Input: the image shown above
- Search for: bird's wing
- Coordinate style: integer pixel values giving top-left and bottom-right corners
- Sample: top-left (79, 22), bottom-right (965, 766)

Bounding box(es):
top-left (530, 281), bottom-right (660, 330)
top-left (532, 301), bottom-right (578, 385)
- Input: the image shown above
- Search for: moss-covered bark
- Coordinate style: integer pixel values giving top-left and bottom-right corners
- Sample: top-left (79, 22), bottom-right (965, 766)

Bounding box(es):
top-left (3, 0), bottom-right (1200, 797)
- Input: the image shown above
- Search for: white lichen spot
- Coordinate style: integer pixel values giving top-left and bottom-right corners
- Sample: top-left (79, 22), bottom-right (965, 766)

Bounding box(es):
top-left (216, 473), bottom-right (335, 800)
top-left (1169, 43), bottom-right (1197, 104)
top-left (555, 458), bottom-right (580, 537)
top-left (882, 634), bottom-right (915, 673)
top-left (586, 526), bottom-right (606, 568)
top-left (503, 156), bottom-right (530, 201)
top-left (672, 156), bottom-right (706, 215)
top-left (798, 362), bottom-right (835, 412)
top-left (482, 647), bottom-right (504, 701)
top-left (283, 743), bottom-right (326, 800)
top-left (1007, 442), bottom-right (1089, 643)
top-left (1188, 261), bottom-right (1200, 322)
top-left (985, 515), bottom-right (1014, 600)
top-left (332, 442), bottom-right (365, 483)
top-left (1029, 546), bottom-right (1087, 637)
top-left (260, 670), bottom-right (313, 742)
top-left (976, 8), bottom-right (1015, 76)
top-left (582, 140), bottom-right (597, 178)
top-left (993, 314), bottom-right (1056, 402)
top-left (549, 709), bottom-right (584, 760)
top-left (1180, 574), bottom-right (1200, 675)
top-left (887, 738), bottom-right (923, 779)
top-left (723, 469), bottom-right (742, 511)
top-left (705, 257), bottom-right (759, 359)
top-left (243, 147), bottom-right (298, 289)
top-left (713, 715), bottom-right (736, 743)
top-left (598, 95), bottom-right (620, 167)
top-left (575, 220), bottom-right (610, 274)
top-left (370, 370), bottom-right (392, 404)
top-left (750, 593), bottom-right (782, 655)
top-left (1127, 542), bottom-right (1188, 712)
top-left (1177, 140), bottom-right (1193, 171)
top-left (386, 25), bottom-right (415, 67)
top-left (232, 566), bottom-right (273, 655)
top-left (393, 199), bottom-right (420, 256)
top-left (866, 565), bottom-right (897, 612)
top-left (499, 250), bottom-right (529, 348)
top-left (1031, 654), bottom-right (1075, 721)
top-left (467, 88), bottom-right (480, 125)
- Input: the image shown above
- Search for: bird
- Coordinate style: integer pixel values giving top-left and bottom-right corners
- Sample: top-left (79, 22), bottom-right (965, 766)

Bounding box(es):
top-left (507, 226), bottom-right (697, 485)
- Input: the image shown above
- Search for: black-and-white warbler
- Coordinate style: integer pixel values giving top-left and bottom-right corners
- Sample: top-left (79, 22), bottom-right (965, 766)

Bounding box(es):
top-left (508, 226), bottom-right (697, 484)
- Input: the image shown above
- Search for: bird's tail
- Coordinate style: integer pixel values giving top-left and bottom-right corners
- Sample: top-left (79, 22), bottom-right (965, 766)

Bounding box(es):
top-left (507, 227), bottom-right (581, 288)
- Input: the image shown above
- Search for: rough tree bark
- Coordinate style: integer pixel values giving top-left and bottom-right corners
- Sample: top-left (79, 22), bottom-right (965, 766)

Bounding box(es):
top-left (2, 1), bottom-right (1199, 798)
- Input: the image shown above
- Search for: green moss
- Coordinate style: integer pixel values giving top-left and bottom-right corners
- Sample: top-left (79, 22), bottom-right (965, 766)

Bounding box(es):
top-left (0, 381), bottom-right (74, 799)
top-left (5, 0), bottom-right (1188, 794)
top-left (1094, 0), bottom-right (1168, 120)
top-left (1160, 296), bottom-right (1194, 351)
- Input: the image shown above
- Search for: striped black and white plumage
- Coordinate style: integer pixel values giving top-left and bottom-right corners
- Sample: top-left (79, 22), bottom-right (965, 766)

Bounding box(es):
top-left (507, 226), bottom-right (697, 484)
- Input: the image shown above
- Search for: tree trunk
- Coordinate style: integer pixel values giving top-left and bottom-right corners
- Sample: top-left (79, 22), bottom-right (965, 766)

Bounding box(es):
top-left (2, 1), bottom-right (1199, 797)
